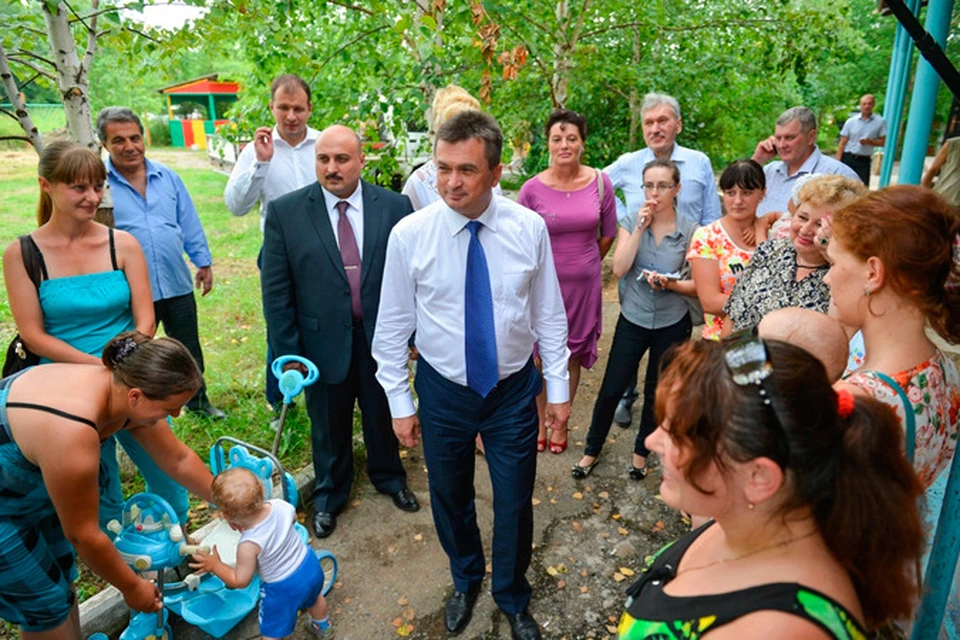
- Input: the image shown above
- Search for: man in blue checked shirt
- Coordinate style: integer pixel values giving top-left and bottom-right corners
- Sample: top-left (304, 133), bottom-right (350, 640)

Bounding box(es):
top-left (604, 92), bottom-right (718, 426)
top-left (98, 107), bottom-right (226, 419)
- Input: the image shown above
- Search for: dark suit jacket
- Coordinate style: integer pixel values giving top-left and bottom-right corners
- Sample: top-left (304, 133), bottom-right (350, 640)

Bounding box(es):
top-left (262, 180), bottom-right (414, 385)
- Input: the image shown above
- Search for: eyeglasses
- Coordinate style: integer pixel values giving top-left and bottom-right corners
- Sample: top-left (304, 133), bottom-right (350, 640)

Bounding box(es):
top-left (642, 182), bottom-right (676, 192)
top-left (721, 330), bottom-right (791, 468)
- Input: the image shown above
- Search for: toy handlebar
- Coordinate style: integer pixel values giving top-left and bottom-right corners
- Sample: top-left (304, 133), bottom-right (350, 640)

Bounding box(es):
top-left (271, 355), bottom-right (319, 405)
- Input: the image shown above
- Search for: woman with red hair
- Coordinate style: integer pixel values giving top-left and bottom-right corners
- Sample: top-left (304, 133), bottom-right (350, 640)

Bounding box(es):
top-left (825, 186), bottom-right (960, 490)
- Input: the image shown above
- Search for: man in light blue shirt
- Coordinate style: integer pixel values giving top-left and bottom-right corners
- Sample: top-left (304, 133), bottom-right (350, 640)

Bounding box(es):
top-left (837, 94), bottom-right (886, 185)
top-left (98, 107), bottom-right (224, 419)
top-left (605, 93), bottom-right (716, 425)
top-left (604, 93), bottom-right (721, 226)
top-left (752, 106), bottom-right (861, 216)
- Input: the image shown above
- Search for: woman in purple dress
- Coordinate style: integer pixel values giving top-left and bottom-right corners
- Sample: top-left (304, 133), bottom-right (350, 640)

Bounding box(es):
top-left (518, 109), bottom-right (618, 454)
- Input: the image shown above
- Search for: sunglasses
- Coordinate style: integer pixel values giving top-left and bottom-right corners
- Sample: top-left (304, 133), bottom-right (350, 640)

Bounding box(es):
top-left (721, 330), bottom-right (791, 469)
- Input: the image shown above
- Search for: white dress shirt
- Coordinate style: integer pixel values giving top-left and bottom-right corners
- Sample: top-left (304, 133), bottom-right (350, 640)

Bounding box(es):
top-left (321, 182), bottom-right (364, 259)
top-left (224, 126), bottom-right (320, 232)
top-left (373, 194), bottom-right (570, 419)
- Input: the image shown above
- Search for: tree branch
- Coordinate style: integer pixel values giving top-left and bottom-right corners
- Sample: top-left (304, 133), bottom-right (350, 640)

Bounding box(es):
top-left (328, 0), bottom-right (376, 16)
top-left (580, 17), bottom-right (779, 40)
top-left (6, 57), bottom-right (57, 81)
top-left (318, 24), bottom-right (391, 70)
top-left (81, 0), bottom-right (99, 73)
top-left (0, 107), bottom-right (18, 121)
top-left (0, 41), bottom-right (45, 153)
top-left (569, 0), bottom-right (592, 48)
top-left (9, 49), bottom-right (57, 69)
top-left (73, 5), bottom-right (124, 22)
top-left (123, 25), bottom-right (161, 44)
top-left (62, 0), bottom-right (93, 33)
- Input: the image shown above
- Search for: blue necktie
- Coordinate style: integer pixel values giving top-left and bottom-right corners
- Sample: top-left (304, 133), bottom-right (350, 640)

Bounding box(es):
top-left (464, 220), bottom-right (498, 397)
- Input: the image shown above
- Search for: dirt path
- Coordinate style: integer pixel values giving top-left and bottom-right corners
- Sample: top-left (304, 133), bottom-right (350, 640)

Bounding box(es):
top-left (171, 288), bottom-right (686, 640)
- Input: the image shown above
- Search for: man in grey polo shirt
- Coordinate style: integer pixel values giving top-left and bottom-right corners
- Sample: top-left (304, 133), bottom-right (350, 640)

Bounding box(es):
top-left (836, 94), bottom-right (886, 186)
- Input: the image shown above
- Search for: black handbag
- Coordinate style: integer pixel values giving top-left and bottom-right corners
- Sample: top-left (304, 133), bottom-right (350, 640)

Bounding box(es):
top-left (2, 235), bottom-right (47, 377)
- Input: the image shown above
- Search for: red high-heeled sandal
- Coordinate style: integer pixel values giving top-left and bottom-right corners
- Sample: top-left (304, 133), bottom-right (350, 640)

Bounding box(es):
top-left (537, 437), bottom-right (547, 453)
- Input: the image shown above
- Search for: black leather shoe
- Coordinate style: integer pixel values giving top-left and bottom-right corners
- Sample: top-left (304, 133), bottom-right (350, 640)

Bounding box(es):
top-left (504, 610), bottom-right (542, 640)
top-left (391, 487), bottom-right (420, 512)
top-left (444, 583), bottom-right (482, 634)
top-left (187, 404), bottom-right (227, 420)
top-left (311, 511), bottom-right (336, 539)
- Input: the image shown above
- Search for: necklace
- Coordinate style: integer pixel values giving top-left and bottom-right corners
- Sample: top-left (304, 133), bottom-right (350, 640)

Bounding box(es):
top-left (676, 529), bottom-right (818, 576)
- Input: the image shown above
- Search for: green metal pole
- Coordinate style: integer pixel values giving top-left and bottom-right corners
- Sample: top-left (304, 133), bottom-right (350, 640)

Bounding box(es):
top-left (898, 0), bottom-right (955, 184)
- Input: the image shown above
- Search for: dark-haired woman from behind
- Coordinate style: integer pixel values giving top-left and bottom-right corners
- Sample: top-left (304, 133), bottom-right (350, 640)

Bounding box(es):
top-left (0, 332), bottom-right (215, 639)
top-left (686, 159), bottom-right (765, 340)
top-left (618, 338), bottom-right (923, 638)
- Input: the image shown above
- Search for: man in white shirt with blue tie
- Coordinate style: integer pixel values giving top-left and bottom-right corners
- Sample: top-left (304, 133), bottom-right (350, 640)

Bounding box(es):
top-left (373, 111), bottom-right (570, 640)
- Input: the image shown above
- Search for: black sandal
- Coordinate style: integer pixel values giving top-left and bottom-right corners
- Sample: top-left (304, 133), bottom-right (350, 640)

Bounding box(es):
top-left (628, 465), bottom-right (648, 480)
top-left (571, 458), bottom-right (599, 479)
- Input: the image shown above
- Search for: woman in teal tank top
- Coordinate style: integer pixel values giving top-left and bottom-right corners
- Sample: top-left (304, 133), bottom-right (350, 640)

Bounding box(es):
top-left (2, 141), bottom-right (189, 529)
top-left (618, 338), bottom-right (924, 638)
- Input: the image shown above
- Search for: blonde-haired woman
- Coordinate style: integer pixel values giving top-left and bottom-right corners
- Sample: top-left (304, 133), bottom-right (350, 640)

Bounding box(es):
top-left (401, 84), bottom-right (501, 210)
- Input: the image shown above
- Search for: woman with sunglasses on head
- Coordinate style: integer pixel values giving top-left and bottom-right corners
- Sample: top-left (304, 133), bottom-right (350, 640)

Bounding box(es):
top-left (518, 108), bottom-right (618, 455)
top-left (687, 159), bottom-right (765, 340)
top-left (722, 175), bottom-right (866, 334)
top-left (0, 331), bottom-right (214, 639)
top-left (2, 141), bottom-right (190, 532)
top-left (571, 158), bottom-right (696, 480)
top-left (825, 186), bottom-right (960, 492)
top-left (618, 338), bottom-right (924, 638)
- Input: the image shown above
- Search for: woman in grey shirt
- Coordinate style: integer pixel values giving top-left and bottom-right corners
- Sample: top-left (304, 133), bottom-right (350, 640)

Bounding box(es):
top-left (572, 158), bottom-right (698, 480)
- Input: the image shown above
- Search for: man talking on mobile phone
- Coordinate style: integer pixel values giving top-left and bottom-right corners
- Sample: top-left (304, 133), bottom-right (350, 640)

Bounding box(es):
top-left (751, 106), bottom-right (861, 216)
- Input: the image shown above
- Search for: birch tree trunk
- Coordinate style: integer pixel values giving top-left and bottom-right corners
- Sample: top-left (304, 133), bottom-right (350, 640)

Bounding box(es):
top-left (42, 1), bottom-right (98, 150)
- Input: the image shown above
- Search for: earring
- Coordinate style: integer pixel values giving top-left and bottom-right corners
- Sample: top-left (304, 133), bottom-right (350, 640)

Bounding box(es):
top-left (863, 287), bottom-right (871, 297)
top-left (747, 502), bottom-right (755, 511)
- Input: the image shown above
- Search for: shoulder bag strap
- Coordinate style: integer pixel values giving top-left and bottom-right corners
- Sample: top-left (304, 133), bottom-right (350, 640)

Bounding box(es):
top-left (19, 234), bottom-right (47, 289)
top-left (108, 227), bottom-right (119, 271)
top-left (870, 370), bottom-right (917, 464)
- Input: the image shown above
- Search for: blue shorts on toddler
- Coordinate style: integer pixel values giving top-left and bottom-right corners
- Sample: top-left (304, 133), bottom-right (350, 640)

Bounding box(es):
top-left (258, 549), bottom-right (324, 638)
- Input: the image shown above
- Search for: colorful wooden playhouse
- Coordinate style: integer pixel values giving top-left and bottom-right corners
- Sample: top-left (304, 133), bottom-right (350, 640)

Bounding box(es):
top-left (159, 74), bottom-right (239, 150)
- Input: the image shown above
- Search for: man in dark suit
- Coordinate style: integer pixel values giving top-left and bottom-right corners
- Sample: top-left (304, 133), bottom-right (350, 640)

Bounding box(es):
top-left (261, 124), bottom-right (419, 539)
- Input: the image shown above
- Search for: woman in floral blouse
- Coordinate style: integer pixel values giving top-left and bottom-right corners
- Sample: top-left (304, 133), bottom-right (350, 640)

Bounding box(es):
top-left (687, 160), bottom-right (764, 340)
top-left (723, 175), bottom-right (866, 334)
top-left (827, 186), bottom-right (960, 491)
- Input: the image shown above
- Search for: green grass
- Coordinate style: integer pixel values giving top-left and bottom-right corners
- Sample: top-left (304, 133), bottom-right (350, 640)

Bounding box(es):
top-left (0, 148), bottom-right (327, 608)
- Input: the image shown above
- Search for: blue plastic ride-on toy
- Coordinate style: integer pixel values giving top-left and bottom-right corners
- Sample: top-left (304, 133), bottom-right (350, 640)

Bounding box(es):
top-left (269, 354), bottom-right (319, 455)
top-left (102, 493), bottom-right (210, 640)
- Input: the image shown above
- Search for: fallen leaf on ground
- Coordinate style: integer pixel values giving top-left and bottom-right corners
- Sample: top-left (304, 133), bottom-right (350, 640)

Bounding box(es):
top-left (334, 581), bottom-right (343, 589)
top-left (556, 579), bottom-right (566, 589)
top-left (399, 450), bottom-right (408, 459)
top-left (619, 567), bottom-right (635, 576)
top-left (352, 499), bottom-right (361, 507)
top-left (580, 585), bottom-right (589, 593)
top-left (580, 570), bottom-right (588, 577)
top-left (557, 563), bottom-right (568, 573)
top-left (613, 572), bottom-right (625, 582)
top-left (572, 492), bottom-right (584, 500)
top-left (598, 491), bottom-right (609, 499)
top-left (618, 526), bottom-right (629, 536)
top-left (532, 498), bottom-right (541, 506)
top-left (607, 624), bottom-right (619, 633)
top-left (397, 596), bottom-right (408, 606)
top-left (403, 608), bottom-right (416, 621)
top-left (550, 498), bottom-right (558, 504)
top-left (652, 520), bottom-right (666, 534)
top-left (572, 521), bottom-right (583, 533)
top-left (396, 623), bottom-right (414, 636)
top-left (391, 617), bottom-right (403, 627)
top-left (611, 513), bottom-right (622, 520)
top-left (414, 533), bottom-right (424, 542)
top-left (546, 566), bottom-right (559, 576)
